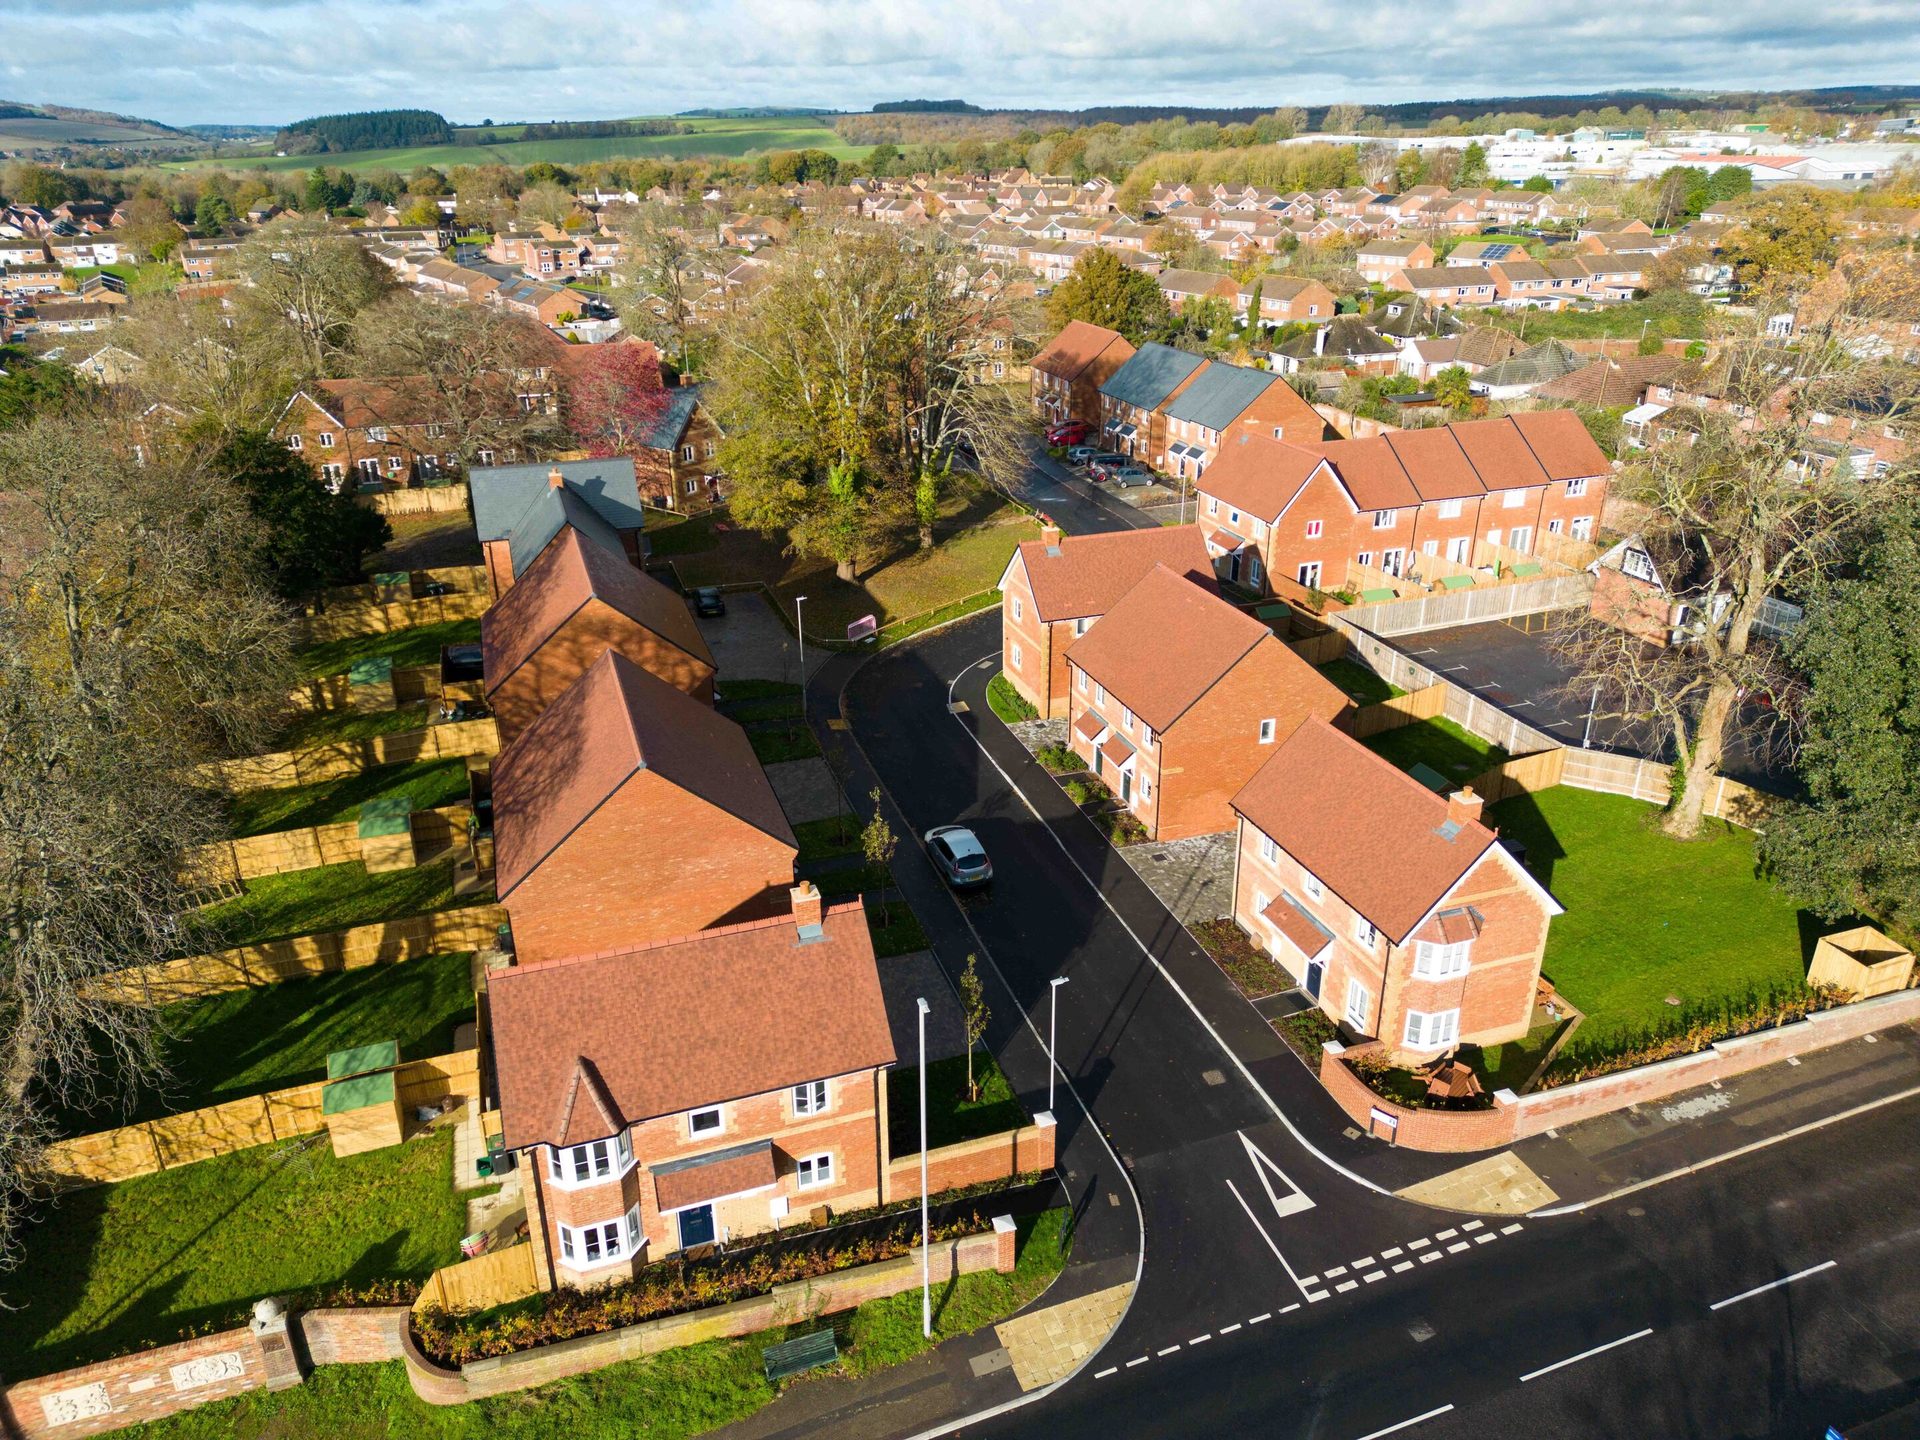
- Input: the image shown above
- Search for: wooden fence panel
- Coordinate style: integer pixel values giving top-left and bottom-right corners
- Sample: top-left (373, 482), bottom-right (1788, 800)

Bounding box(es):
top-left (398, 1051), bottom-right (481, 1112)
top-left (1348, 683), bottom-right (1446, 740)
top-left (294, 590), bottom-right (488, 646)
top-left (1284, 631), bottom-right (1348, 665)
top-left (197, 720), bottom-right (498, 793)
top-left (290, 664), bottom-right (444, 713)
top-left (1467, 747), bottom-right (1567, 804)
top-left (414, 1244), bottom-right (540, 1316)
top-left (183, 805), bottom-right (470, 885)
top-left (1340, 573), bottom-right (1592, 637)
top-left (364, 482), bottom-right (471, 517)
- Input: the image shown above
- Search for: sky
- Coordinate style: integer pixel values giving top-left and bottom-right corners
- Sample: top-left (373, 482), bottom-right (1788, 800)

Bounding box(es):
top-left (7, 0), bottom-right (1920, 128)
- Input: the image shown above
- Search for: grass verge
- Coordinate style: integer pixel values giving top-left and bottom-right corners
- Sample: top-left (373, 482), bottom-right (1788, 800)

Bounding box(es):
top-left (117, 1211), bottom-right (1069, 1440)
top-left (865, 898), bottom-right (928, 959)
top-left (1318, 658), bottom-right (1403, 706)
top-left (223, 758), bottom-right (471, 837)
top-left (0, 1129), bottom-right (471, 1379)
top-left (986, 672), bottom-right (1039, 724)
top-left (1362, 717), bottom-right (1506, 781)
top-left (195, 861), bottom-right (464, 948)
top-left (793, 814), bottom-right (861, 862)
top-left (748, 725), bottom-right (822, 764)
top-left (887, 1052), bottom-right (1027, 1154)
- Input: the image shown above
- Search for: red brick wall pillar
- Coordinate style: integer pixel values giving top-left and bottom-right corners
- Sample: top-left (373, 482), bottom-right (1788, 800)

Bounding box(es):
top-left (991, 1215), bottom-right (1018, 1273)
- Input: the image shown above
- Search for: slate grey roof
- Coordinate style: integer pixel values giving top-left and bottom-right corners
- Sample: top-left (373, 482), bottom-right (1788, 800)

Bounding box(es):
top-left (470, 458), bottom-right (643, 542)
top-left (1472, 339), bottom-right (1587, 390)
top-left (1165, 361), bottom-right (1274, 430)
top-left (1099, 342), bottom-right (1206, 411)
top-left (504, 483), bottom-right (628, 578)
top-left (639, 384), bottom-right (702, 452)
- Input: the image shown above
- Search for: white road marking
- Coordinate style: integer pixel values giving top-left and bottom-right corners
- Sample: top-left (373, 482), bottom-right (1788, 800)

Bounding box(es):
top-left (1519, 1327), bottom-right (1654, 1383)
top-left (1240, 1132), bottom-right (1317, 1219)
top-left (1353, 1255), bottom-right (1375, 1268)
top-left (1709, 1260), bottom-right (1837, 1311)
top-left (1300, 1275), bottom-right (1320, 1287)
top-left (1501, 1223), bottom-right (1523, 1235)
top-left (1461, 1220), bottom-right (1484, 1232)
top-left (1190, 1334), bottom-right (1212, 1345)
top-left (1435, 1228), bottom-right (1458, 1241)
top-left (1280, 1304), bottom-right (1301, 1314)
top-left (1325, 1264), bottom-right (1349, 1278)
top-left (1393, 1261), bottom-right (1415, 1273)
top-left (1224, 1177), bottom-right (1320, 1302)
top-left (1307, 1291), bottom-right (1330, 1303)
top-left (1251, 1312), bottom-right (1274, 1324)
top-left (1363, 1271), bottom-right (1385, 1283)
top-left (1419, 1252), bottom-right (1441, 1264)
top-left (1336, 1280), bottom-right (1359, 1293)
top-left (1381, 1246), bottom-right (1404, 1259)
top-left (1095, 1367), bottom-right (1117, 1379)
top-left (1409, 1237), bottom-right (1431, 1250)
top-left (1353, 1403), bottom-right (1456, 1439)
top-left (1447, 1242), bottom-right (1471, 1254)
top-left (1219, 1323), bottom-right (1242, 1334)
top-left (1475, 1233), bottom-right (1496, 1245)
top-left (1158, 1346), bottom-right (1181, 1357)
top-left (1126, 1356), bottom-right (1148, 1368)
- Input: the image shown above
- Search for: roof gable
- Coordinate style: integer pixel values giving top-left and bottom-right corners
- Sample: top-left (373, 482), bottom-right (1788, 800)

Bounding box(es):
top-left (1196, 433), bottom-right (1340, 521)
top-left (472, 458), bottom-right (643, 543)
top-left (1009, 524), bottom-right (1216, 622)
top-left (1101, 342), bottom-right (1207, 411)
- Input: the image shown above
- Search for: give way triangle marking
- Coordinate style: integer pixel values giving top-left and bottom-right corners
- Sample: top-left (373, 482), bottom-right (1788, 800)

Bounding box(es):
top-left (1240, 1131), bottom-right (1315, 1220)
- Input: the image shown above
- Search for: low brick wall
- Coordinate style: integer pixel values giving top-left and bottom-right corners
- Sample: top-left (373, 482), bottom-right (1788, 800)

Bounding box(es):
top-left (884, 1115), bottom-right (1056, 1202)
top-left (0, 1325), bottom-right (274, 1440)
top-left (1316, 987), bottom-right (1920, 1155)
top-left (399, 1224), bottom-right (1017, 1405)
top-left (295, 1307), bottom-right (408, 1366)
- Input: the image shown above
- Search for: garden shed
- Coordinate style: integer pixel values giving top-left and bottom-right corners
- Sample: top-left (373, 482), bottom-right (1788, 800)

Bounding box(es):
top-left (322, 1040), bottom-right (406, 1156)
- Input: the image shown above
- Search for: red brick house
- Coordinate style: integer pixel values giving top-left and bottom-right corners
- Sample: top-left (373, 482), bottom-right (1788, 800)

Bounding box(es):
top-left (1159, 360), bottom-right (1329, 481)
top-left (998, 522), bottom-right (1215, 717)
top-left (1388, 266), bottom-right (1500, 308)
top-left (1231, 719), bottom-right (1561, 1063)
top-left (270, 374), bottom-right (552, 492)
top-left (1063, 565), bottom-right (1350, 840)
top-left (1237, 275), bottom-right (1336, 327)
top-left (1030, 321), bottom-right (1136, 427)
top-left (634, 382), bottom-right (726, 513)
top-left (1099, 342), bottom-right (1208, 467)
top-left (1156, 268), bottom-right (1241, 314)
top-left (1194, 411), bottom-right (1611, 594)
top-left (492, 650), bottom-right (798, 963)
top-left (482, 526), bottom-right (716, 747)
top-left (489, 886), bottom-right (896, 1284)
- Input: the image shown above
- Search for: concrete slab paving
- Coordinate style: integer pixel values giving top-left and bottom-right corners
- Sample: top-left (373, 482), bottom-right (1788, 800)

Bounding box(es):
top-left (1393, 1150), bottom-right (1559, 1215)
top-left (1118, 831), bottom-right (1237, 927)
top-left (766, 756), bottom-right (844, 826)
top-left (877, 950), bottom-right (967, 1062)
top-left (698, 590), bottom-right (801, 685)
top-left (994, 1280), bottom-right (1134, 1391)
top-left (1008, 717), bottom-right (1067, 755)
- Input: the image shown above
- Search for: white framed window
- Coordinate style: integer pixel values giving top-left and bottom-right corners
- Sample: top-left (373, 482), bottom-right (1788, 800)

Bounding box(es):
top-left (1139, 723), bottom-right (1152, 748)
top-left (547, 1131), bottom-right (634, 1188)
top-left (1094, 683), bottom-right (1106, 707)
top-left (1304, 519), bottom-right (1323, 539)
top-left (1257, 832), bottom-right (1278, 864)
top-left (1356, 551), bottom-right (1374, 569)
top-left (317, 431), bottom-right (335, 449)
top-left (558, 1204), bottom-right (642, 1269)
top-left (1296, 562), bottom-right (1321, 587)
top-left (688, 1105), bottom-right (723, 1138)
top-left (1228, 508), bottom-right (1241, 526)
top-left (1422, 539), bottom-right (1439, 557)
top-left (1302, 869), bottom-right (1324, 901)
top-left (477, 448), bottom-right (495, 465)
top-left (1403, 1008), bottom-right (1460, 1049)
top-left (1547, 518), bottom-right (1564, 535)
top-left (1436, 498), bottom-right (1463, 520)
top-left (1344, 978), bottom-right (1371, 1031)
top-left (796, 1152), bottom-right (834, 1189)
top-left (1121, 705), bottom-right (1134, 732)
top-left (1207, 497), bottom-right (1219, 515)
top-left (1073, 617), bottom-right (1091, 637)
top-left (792, 1080), bottom-right (828, 1116)
top-left (1486, 528), bottom-right (1502, 548)
top-left (1570, 516), bottom-right (1594, 541)
top-left (320, 463), bottom-right (345, 487)
top-left (1503, 488), bottom-right (1526, 509)
top-left (1565, 477), bottom-right (1589, 497)
top-left (1372, 510), bottom-right (1394, 529)
top-left (1076, 669), bottom-right (1088, 694)
top-left (1354, 917), bottom-right (1378, 948)
top-left (286, 434), bottom-right (303, 451)
top-left (427, 422), bottom-right (446, 438)
top-left (1414, 939), bottom-right (1472, 978)
top-left (682, 444), bottom-right (696, 462)
top-left (1257, 717), bottom-right (1276, 744)
top-left (1010, 596), bottom-right (1023, 622)
top-left (1382, 548), bottom-right (1404, 575)
top-left (386, 455), bottom-right (404, 472)
top-left (1010, 641), bottom-right (1023, 670)
top-left (367, 425), bottom-right (389, 443)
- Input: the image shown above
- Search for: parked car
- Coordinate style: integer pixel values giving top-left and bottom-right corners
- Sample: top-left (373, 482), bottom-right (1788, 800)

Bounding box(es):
top-left (1086, 452), bottom-right (1129, 480)
top-left (1109, 465), bottom-right (1155, 488)
top-left (924, 825), bottom-right (993, 888)
top-left (692, 587), bottom-right (726, 617)
top-left (1045, 419), bottom-right (1090, 446)
top-left (1066, 444), bottom-right (1101, 465)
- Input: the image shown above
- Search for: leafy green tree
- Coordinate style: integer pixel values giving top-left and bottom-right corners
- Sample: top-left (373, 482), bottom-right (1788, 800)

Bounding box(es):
top-left (1760, 503), bottom-right (1920, 931)
top-left (1722, 187), bottom-right (1842, 288)
top-left (211, 430), bottom-right (391, 599)
top-left (862, 789), bottom-right (898, 923)
top-left (1459, 141), bottom-right (1489, 186)
top-left (0, 345), bottom-right (88, 430)
top-left (1522, 174), bottom-right (1555, 193)
top-left (958, 954), bottom-right (990, 1102)
top-left (194, 190), bottom-right (234, 235)
top-left (1431, 365), bottom-right (1473, 409)
top-left (1, 161), bottom-right (69, 208)
top-left (1043, 247), bottom-right (1170, 344)
top-left (1707, 166), bottom-right (1753, 203)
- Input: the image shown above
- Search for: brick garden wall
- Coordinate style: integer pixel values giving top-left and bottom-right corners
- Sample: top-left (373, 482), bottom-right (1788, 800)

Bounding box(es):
top-left (295, 1307), bottom-right (408, 1366)
top-left (884, 1116), bottom-right (1056, 1202)
top-left (0, 1326), bottom-right (274, 1440)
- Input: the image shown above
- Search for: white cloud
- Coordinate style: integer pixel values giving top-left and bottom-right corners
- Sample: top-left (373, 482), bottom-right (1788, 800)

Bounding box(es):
top-left (2, 0), bottom-right (1915, 127)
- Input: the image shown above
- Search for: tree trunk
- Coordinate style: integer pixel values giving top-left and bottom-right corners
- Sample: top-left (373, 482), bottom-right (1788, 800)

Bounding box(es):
top-left (835, 557), bottom-right (856, 582)
top-left (1662, 678), bottom-right (1737, 839)
top-left (918, 524), bottom-right (934, 550)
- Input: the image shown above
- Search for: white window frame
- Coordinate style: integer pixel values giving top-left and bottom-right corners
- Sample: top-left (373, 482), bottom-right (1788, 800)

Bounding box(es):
top-left (1344, 978), bottom-right (1371, 1031)
top-left (1413, 938), bottom-right (1472, 978)
top-left (1403, 1008), bottom-right (1460, 1049)
top-left (317, 431), bottom-right (335, 449)
top-left (1565, 477), bottom-right (1589, 497)
top-left (795, 1152), bottom-right (835, 1189)
top-left (1372, 509), bottom-right (1395, 529)
top-left (1010, 641), bottom-right (1023, 670)
top-left (1302, 869), bottom-right (1325, 901)
top-left (687, 1105), bottom-right (724, 1138)
top-left (1304, 518), bottom-right (1323, 539)
top-left (1010, 596), bottom-right (1023, 622)
top-left (1354, 917), bottom-right (1378, 949)
top-left (285, 434), bottom-right (303, 452)
top-left (1547, 518), bottom-right (1564, 535)
top-left (1257, 717), bottom-right (1276, 744)
top-left (366, 425), bottom-right (389, 443)
top-left (1502, 488), bottom-right (1526, 509)
top-left (1356, 551), bottom-right (1374, 570)
top-left (1436, 498), bottom-right (1463, 520)
top-left (557, 1203), bottom-right (643, 1269)
top-left (546, 1131), bottom-right (635, 1189)
top-left (792, 1080), bottom-right (829, 1117)
top-left (1121, 705), bottom-right (1134, 732)
top-left (1076, 669), bottom-right (1088, 694)
top-left (1570, 516), bottom-right (1594, 541)
top-left (1257, 832), bottom-right (1278, 864)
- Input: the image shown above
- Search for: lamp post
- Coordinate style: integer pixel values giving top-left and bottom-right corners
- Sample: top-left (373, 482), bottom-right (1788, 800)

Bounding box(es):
top-left (1582, 681), bottom-right (1601, 748)
top-left (1048, 975), bottom-right (1069, 1113)
top-left (795, 594), bottom-right (808, 684)
top-left (916, 996), bottom-right (932, 1338)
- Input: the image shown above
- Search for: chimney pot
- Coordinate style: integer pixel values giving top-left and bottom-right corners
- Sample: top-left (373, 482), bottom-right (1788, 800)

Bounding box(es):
top-left (547, 465), bottom-right (565, 489)
top-left (790, 880), bottom-right (824, 936)
top-left (1447, 785), bottom-right (1484, 829)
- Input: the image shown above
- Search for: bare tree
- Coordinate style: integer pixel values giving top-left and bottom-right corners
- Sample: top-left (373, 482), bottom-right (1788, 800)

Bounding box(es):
top-left (0, 403), bottom-right (295, 1274)
top-left (1357, 141), bottom-right (1398, 189)
top-left (229, 216), bottom-right (392, 375)
top-left (119, 294), bottom-right (305, 439)
top-left (1557, 266), bottom-right (1920, 837)
top-left (615, 201), bottom-right (717, 372)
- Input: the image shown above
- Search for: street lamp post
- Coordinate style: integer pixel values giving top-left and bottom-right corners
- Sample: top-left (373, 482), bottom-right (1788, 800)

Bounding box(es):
top-left (795, 594), bottom-right (808, 684)
top-left (916, 997), bottom-right (932, 1338)
top-left (1582, 681), bottom-right (1601, 748)
top-left (1048, 975), bottom-right (1069, 1114)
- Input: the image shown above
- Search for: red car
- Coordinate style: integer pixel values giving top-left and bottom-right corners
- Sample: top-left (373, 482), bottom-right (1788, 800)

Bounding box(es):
top-left (1045, 420), bottom-right (1090, 446)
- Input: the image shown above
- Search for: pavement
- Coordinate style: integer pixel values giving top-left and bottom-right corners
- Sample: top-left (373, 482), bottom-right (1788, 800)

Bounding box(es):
top-left (698, 591), bottom-right (802, 686)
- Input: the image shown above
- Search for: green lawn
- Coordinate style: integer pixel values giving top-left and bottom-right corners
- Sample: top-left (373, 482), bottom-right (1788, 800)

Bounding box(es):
top-left (1362, 717), bottom-right (1507, 781)
top-left (117, 1210), bottom-right (1068, 1440)
top-left (224, 758), bottom-right (472, 836)
top-left (866, 898), bottom-right (928, 959)
top-left (0, 1129), bottom-right (472, 1379)
top-left (61, 953), bottom-right (475, 1132)
top-left (1461, 1020), bottom-right (1565, 1093)
top-left (888, 1053), bottom-right (1028, 1156)
top-left (194, 861), bottom-right (465, 948)
top-left (1490, 787), bottom-right (1811, 1052)
top-left (295, 619), bottom-right (482, 681)
top-left (793, 814), bottom-right (861, 862)
top-left (1318, 659), bottom-right (1403, 706)
top-left (273, 701), bottom-right (441, 751)
top-left (367, 512), bottom-right (483, 573)
top-left (1470, 293), bottom-right (1708, 342)
top-left (986, 672), bottom-right (1039, 723)
top-left (662, 485), bottom-right (1040, 643)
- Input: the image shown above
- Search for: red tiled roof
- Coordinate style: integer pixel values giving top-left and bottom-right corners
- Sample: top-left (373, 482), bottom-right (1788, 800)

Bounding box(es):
top-left (1099, 733), bottom-right (1136, 768)
top-left (492, 650), bottom-right (794, 899)
top-left (1383, 427), bottom-right (1486, 502)
top-left (1197, 433), bottom-right (1334, 520)
top-left (1011, 523), bottom-right (1215, 623)
top-left (654, 1142), bottom-right (778, 1212)
top-left (1231, 719), bottom-right (1496, 943)
top-left (310, 376), bottom-right (445, 429)
top-left (1073, 709), bottom-right (1106, 741)
top-left (1298, 435), bottom-right (1421, 512)
top-left (490, 901), bottom-right (896, 1150)
top-left (1208, 527), bottom-right (1250, 552)
top-left (1448, 415), bottom-right (1551, 493)
top-left (1030, 320), bottom-right (1131, 382)
top-left (482, 526), bottom-right (713, 698)
top-left (1508, 408), bottom-right (1613, 481)
top-left (1262, 892), bottom-right (1333, 961)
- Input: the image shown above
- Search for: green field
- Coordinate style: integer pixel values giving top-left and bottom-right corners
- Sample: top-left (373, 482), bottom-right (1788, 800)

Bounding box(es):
top-left (179, 116), bottom-right (870, 173)
top-left (0, 117), bottom-right (184, 150)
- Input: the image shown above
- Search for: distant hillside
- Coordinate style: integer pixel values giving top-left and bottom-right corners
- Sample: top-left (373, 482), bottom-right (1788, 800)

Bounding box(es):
top-left (0, 99), bottom-right (189, 150)
top-left (276, 108), bottom-right (454, 155)
top-left (676, 106), bottom-right (836, 119)
top-left (185, 123), bottom-right (278, 139)
top-left (873, 99), bottom-right (983, 114)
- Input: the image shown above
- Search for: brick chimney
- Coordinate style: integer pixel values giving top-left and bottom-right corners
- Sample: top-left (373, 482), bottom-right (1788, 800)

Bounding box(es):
top-left (790, 880), bottom-right (824, 938)
top-left (547, 465), bottom-right (566, 489)
top-left (1447, 786), bottom-right (1484, 829)
top-left (1040, 519), bottom-right (1062, 552)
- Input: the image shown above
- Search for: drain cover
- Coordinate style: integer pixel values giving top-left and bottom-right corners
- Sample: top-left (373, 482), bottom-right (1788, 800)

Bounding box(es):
top-left (1202, 1069), bottom-right (1226, 1086)
top-left (1343, 1127), bottom-right (1363, 1140)
top-left (948, 700), bottom-right (970, 714)
top-left (969, 1348), bottom-right (1013, 1377)
top-left (1408, 1320), bottom-right (1436, 1343)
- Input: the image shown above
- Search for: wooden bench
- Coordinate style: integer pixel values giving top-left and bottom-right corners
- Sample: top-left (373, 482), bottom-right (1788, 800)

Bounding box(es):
top-left (763, 1329), bottom-right (839, 1382)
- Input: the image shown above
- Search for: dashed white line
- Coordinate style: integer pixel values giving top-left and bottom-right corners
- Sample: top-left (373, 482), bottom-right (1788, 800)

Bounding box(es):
top-left (1409, 1238), bottom-right (1431, 1250)
top-left (1190, 1334), bottom-right (1212, 1346)
top-left (1125, 1356), bottom-right (1149, 1368)
top-left (1325, 1264), bottom-right (1349, 1278)
top-left (1435, 1228), bottom-right (1459, 1241)
top-left (1353, 1403), bottom-right (1457, 1439)
top-left (1300, 1275), bottom-right (1320, 1287)
top-left (1709, 1260), bottom-right (1837, 1311)
top-left (1519, 1327), bottom-right (1655, 1383)
top-left (1363, 1271), bottom-right (1385, 1283)
top-left (1419, 1252), bottom-right (1441, 1264)
top-left (1251, 1312), bottom-right (1274, 1324)
top-left (1353, 1255), bottom-right (1376, 1268)
top-left (1381, 1246), bottom-right (1404, 1259)
top-left (1501, 1223), bottom-right (1524, 1235)
top-left (1157, 1346), bottom-right (1181, 1357)
top-left (1308, 1291), bottom-right (1330, 1303)
top-left (1447, 1242), bottom-right (1471, 1254)
top-left (1393, 1261), bottom-right (1415, 1274)
top-left (1475, 1233), bottom-right (1496, 1245)
top-left (1280, 1303), bottom-right (1301, 1314)
top-left (1462, 1220), bottom-right (1484, 1232)
top-left (1336, 1280), bottom-right (1360, 1293)
top-left (1219, 1323), bottom-right (1242, 1335)
top-left (1095, 1367), bottom-right (1117, 1379)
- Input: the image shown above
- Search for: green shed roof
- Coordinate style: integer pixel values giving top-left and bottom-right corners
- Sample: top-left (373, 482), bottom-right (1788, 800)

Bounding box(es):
top-left (323, 1069), bottom-right (397, 1114)
top-left (371, 571), bottom-right (410, 586)
top-left (357, 795), bottom-right (413, 839)
top-left (327, 1039), bottom-right (400, 1079)
top-left (348, 655), bottom-right (394, 686)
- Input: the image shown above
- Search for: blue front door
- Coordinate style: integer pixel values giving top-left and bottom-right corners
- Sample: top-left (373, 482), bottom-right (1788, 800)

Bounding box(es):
top-left (1305, 958), bottom-right (1325, 999)
top-left (678, 1204), bottom-right (715, 1249)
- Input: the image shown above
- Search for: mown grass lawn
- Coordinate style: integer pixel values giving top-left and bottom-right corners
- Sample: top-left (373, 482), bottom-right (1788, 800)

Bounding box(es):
top-left (1363, 717), bottom-right (1507, 781)
top-left (223, 757), bottom-right (472, 836)
top-left (748, 724), bottom-right (822, 764)
top-left (272, 700), bottom-right (442, 751)
top-left (1490, 787), bottom-right (1810, 1052)
top-left (865, 897), bottom-right (928, 959)
top-left (117, 1210), bottom-right (1068, 1440)
top-left (1317, 658), bottom-right (1403, 706)
top-left (59, 953), bottom-right (476, 1132)
top-left (295, 619), bottom-right (482, 680)
top-left (0, 1129), bottom-right (472, 1379)
top-left (793, 815), bottom-right (860, 862)
top-left (657, 485), bottom-right (1040, 642)
top-left (1462, 1020), bottom-right (1565, 1093)
top-left (366, 512), bottom-right (484, 572)
top-left (195, 860), bottom-right (465, 948)
top-left (888, 1053), bottom-right (1028, 1155)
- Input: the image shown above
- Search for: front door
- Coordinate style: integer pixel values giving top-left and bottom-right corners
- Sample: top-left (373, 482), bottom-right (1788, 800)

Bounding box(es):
top-left (1227, 550), bottom-right (1242, 584)
top-left (677, 1204), bottom-right (715, 1250)
top-left (1119, 768), bottom-right (1132, 804)
top-left (1305, 958), bottom-right (1325, 999)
